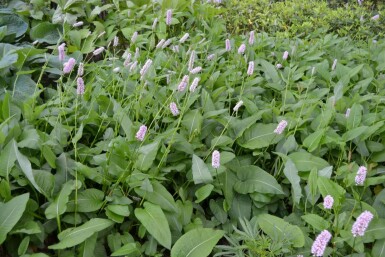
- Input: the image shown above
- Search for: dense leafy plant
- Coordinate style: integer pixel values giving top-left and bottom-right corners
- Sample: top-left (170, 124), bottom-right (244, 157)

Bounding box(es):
top-left (1, 0), bottom-right (385, 257)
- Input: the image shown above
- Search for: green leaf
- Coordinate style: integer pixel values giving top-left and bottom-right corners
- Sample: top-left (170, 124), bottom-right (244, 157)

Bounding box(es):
top-left (135, 181), bottom-right (177, 212)
top-left (0, 14), bottom-right (28, 37)
top-left (372, 239), bottom-right (385, 257)
top-left (182, 110), bottom-right (203, 135)
top-left (301, 214), bottom-right (329, 231)
top-left (0, 140), bottom-right (17, 178)
top-left (283, 159), bottom-right (302, 204)
top-left (18, 236), bottom-right (30, 256)
top-left (289, 151), bottom-right (329, 171)
top-left (45, 180), bottom-right (79, 219)
top-left (171, 228), bottom-right (225, 257)
top-left (346, 103), bottom-right (362, 130)
top-left (34, 170), bottom-right (55, 199)
top-left (111, 243), bottom-right (140, 256)
top-left (342, 126), bottom-right (368, 141)
top-left (317, 176), bottom-right (345, 206)
top-left (303, 129), bottom-right (325, 152)
top-left (134, 202), bottom-right (171, 249)
top-left (30, 22), bottom-right (62, 44)
top-left (363, 218), bottom-right (385, 243)
top-left (66, 189), bottom-right (104, 213)
top-left (49, 218), bottom-right (114, 249)
top-left (0, 52), bottom-right (18, 69)
top-left (135, 141), bottom-right (160, 171)
top-left (234, 165), bottom-right (284, 195)
top-left (195, 184), bottom-right (214, 203)
top-left (228, 111), bottom-right (264, 140)
top-left (192, 154), bottom-right (213, 184)
top-left (78, 232), bottom-right (98, 257)
top-left (257, 213), bottom-right (305, 248)
top-left (0, 193), bottom-right (29, 244)
top-left (239, 123), bottom-right (283, 149)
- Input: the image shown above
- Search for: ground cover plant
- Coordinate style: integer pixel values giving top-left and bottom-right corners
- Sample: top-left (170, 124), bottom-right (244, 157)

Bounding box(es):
top-left (1, 0), bottom-right (385, 256)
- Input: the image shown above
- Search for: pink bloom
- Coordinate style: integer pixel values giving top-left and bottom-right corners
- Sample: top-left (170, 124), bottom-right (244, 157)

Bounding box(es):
top-left (93, 47), bottom-right (105, 56)
top-left (311, 230), bottom-right (332, 257)
top-left (156, 39), bottom-right (166, 49)
top-left (283, 51), bottom-right (289, 60)
top-left (179, 33), bottom-right (189, 43)
top-left (162, 39), bottom-right (172, 49)
top-left (238, 43), bottom-right (246, 54)
top-left (169, 102), bottom-right (179, 116)
top-left (345, 108), bottom-right (351, 118)
top-left (135, 47), bottom-right (140, 59)
top-left (77, 62), bottom-right (84, 76)
top-left (332, 59), bottom-right (337, 71)
top-left (355, 166), bottom-right (367, 185)
top-left (274, 120), bottom-right (288, 135)
top-left (129, 61), bottom-right (138, 72)
top-left (58, 43), bottom-right (66, 62)
top-left (188, 50), bottom-right (195, 71)
top-left (171, 45), bottom-right (180, 53)
top-left (152, 18), bottom-right (158, 30)
top-left (247, 61), bottom-right (254, 76)
top-left (371, 14), bottom-right (380, 20)
top-left (190, 66), bottom-right (202, 74)
top-left (63, 58), bottom-right (76, 74)
top-left (189, 77), bottom-right (200, 92)
top-left (166, 9), bottom-right (172, 25)
top-left (233, 100), bottom-right (243, 112)
top-left (131, 32), bottom-right (138, 44)
top-left (73, 21), bottom-right (83, 27)
top-left (136, 125), bottom-right (147, 141)
top-left (207, 54), bottom-right (215, 61)
top-left (352, 210), bottom-right (374, 237)
top-left (77, 77), bottom-right (85, 95)
top-left (178, 75), bottom-right (189, 92)
top-left (212, 150), bottom-right (220, 168)
top-left (113, 36), bottom-right (119, 47)
top-left (276, 63), bottom-right (283, 69)
top-left (248, 31), bottom-right (255, 45)
top-left (323, 195), bottom-right (334, 209)
top-left (140, 59), bottom-right (152, 79)
top-left (225, 39), bottom-right (231, 51)
top-left (124, 53), bottom-right (132, 66)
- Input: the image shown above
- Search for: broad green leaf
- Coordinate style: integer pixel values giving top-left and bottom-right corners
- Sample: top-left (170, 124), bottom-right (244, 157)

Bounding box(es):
top-left (372, 239), bottom-right (385, 257)
top-left (66, 189), bottom-right (104, 212)
top-left (228, 111), bottom-right (265, 140)
top-left (0, 52), bottom-right (18, 69)
top-left (49, 218), bottom-right (114, 249)
top-left (45, 180), bottom-right (79, 219)
top-left (260, 59), bottom-right (280, 83)
top-left (171, 228), bottom-right (225, 257)
top-left (30, 22), bottom-right (61, 44)
top-left (78, 232), bottom-right (97, 257)
top-left (317, 176), bottom-right (345, 206)
top-left (111, 243), bottom-right (140, 256)
top-left (134, 202), bottom-right (171, 249)
top-left (303, 129), bottom-right (325, 152)
top-left (289, 151), bottom-right (329, 171)
top-left (182, 110), bottom-right (203, 135)
top-left (239, 123), bottom-right (283, 149)
top-left (209, 199), bottom-right (227, 224)
top-left (229, 194), bottom-right (252, 221)
top-left (18, 236), bottom-right (30, 256)
top-left (34, 170), bottom-right (55, 199)
top-left (257, 213), bottom-right (305, 248)
top-left (0, 140), bottom-right (16, 178)
top-left (0, 193), bottom-right (29, 244)
top-left (135, 141), bottom-right (160, 171)
top-left (0, 14), bottom-right (28, 37)
top-left (192, 154), bottom-right (213, 184)
top-left (346, 103), bottom-right (362, 130)
top-left (234, 165), bottom-right (284, 195)
top-left (195, 184), bottom-right (214, 203)
top-left (301, 214), bottom-right (329, 231)
top-left (283, 159), bottom-right (302, 204)
top-left (342, 126), bottom-right (368, 141)
top-left (363, 218), bottom-right (385, 243)
top-left (135, 181), bottom-right (177, 212)
top-left (13, 140), bottom-right (42, 193)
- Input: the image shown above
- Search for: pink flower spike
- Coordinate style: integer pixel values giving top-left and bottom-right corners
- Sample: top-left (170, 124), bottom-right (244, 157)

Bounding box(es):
top-left (248, 31), bottom-right (255, 45)
top-left (371, 14), bottom-right (380, 20)
top-left (113, 36), bottom-right (119, 47)
top-left (355, 166), bottom-right (367, 185)
top-left (178, 75), bottom-right (189, 92)
top-left (162, 39), bottom-right (172, 49)
top-left (169, 102), bottom-right (179, 116)
top-left (207, 54), bottom-right (215, 61)
top-left (156, 39), bottom-right (165, 49)
top-left (136, 125), bottom-right (147, 141)
top-left (73, 21), bottom-right (84, 27)
top-left (58, 43), bottom-right (66, 62)
top-left (276, 63), bottom-right (283, 69)
top-left (225, 39), bottom-right (231, 51)
top-left (188, 50), bottom-right (195, 71)
top-left (140, 59), bottom-right (152, 79)
top-left (190, 66), bottom-right (202, 74)
top-left (77, 62), bottom-right (84, 76)
top-left (233, 100), bottom-right (243, 112)
top-left (352, 210), bottom-right (374, 237)
top-left (166, 9), bottom-right (172, 25)
top-left (152, 18), bottom-right (158, 30)
top-left (238, 43), bottom-right (246, 54)
top-left (179, 33), bottom-right (189, 43)
top-left (212, 150), bottom-right (220, 169)
top-left (93, 47), bottom-right (105, 56)
top-left (323, 195), bottom-right (334, 209)
top-left (76, 77), bottom-right (85, 95)
top-left (311, 230), bottom-right (332, 257)
top-left (189, 77), bottom-right (200, 92)
top-left (274, 120), bottom-right (288, 135)
top-left (283, 51), bottom-right (289, 60)
top-left (131, 31), bottom-right (138, 44)
top-left (63, 58), bottom-right (76, 74)
top-left (247, 61), bottom-right (254, 76)
top-left (345, 108), bottom-right (351, 118)
top-left (332, 59), bottom-right (337, 71)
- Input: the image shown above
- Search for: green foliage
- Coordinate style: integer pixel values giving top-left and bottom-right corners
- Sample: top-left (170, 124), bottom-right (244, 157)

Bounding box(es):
top-left (0, 0), bottom-right (385, 256)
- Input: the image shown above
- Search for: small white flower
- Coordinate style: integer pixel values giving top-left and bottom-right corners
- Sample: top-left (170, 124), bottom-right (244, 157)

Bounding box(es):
top-left (73, 21), bottom-right (84, 27)
top-left (233, 100), bottom-right (243, 112)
